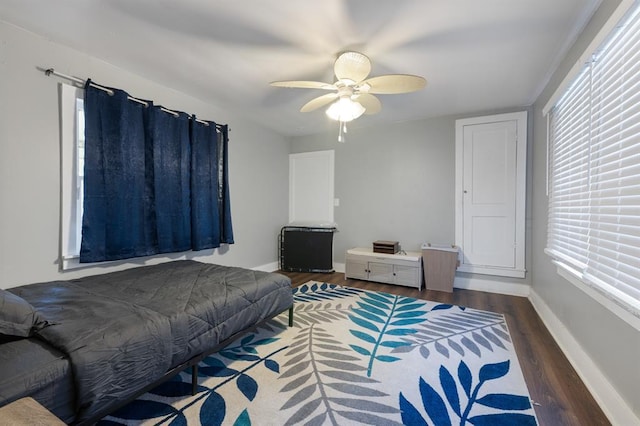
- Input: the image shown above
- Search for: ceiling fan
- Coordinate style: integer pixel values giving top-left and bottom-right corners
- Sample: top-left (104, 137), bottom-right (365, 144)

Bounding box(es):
top-left (270, 51), bottom-right (427, 127)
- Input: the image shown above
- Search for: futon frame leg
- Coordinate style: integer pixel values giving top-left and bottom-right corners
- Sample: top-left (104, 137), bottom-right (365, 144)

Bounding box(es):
top-left (288, 305), bottom-right (294, 327)
top-left (191, 364), bottom-right (198, 395)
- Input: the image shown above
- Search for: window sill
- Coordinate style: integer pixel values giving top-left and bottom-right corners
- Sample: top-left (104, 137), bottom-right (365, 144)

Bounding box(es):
top-left (548, 255), bottom-right (640, 332)
top-left (61, 255), bottom-right (109, 271)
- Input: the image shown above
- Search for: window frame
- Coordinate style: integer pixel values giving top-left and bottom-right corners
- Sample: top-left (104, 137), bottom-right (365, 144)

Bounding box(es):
top-left (544, 0), bottom-right (640, 331)
top-left (60, 83), bottom-right (85, 271)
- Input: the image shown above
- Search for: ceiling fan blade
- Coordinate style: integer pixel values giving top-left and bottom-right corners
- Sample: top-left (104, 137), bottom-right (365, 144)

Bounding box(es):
top-left (300, 93), bottom-right (339, 112)
top-left (270, 80), bottom-right (335, 90)
top-left (334, 51), bottom-right (371, 83)
top-left (361, 74), bottom-right (426, 94)
top-left (354, 93), bottom-right (382, 115)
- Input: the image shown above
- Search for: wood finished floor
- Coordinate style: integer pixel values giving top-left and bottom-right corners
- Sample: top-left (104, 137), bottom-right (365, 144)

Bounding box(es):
top-left (279, 270), bottom-right (610, 426)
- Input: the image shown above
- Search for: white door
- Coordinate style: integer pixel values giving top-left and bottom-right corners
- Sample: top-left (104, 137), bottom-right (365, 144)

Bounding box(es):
top-left (455, 112), bottom-right (527, 278)
top-left (289, 150), bottom-right (335, 224)
top-left (463, 121), bottom-right (516, 268)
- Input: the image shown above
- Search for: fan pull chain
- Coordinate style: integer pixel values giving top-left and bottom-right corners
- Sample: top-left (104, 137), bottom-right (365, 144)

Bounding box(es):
top-left (338, 121), bottom-right (346, 143)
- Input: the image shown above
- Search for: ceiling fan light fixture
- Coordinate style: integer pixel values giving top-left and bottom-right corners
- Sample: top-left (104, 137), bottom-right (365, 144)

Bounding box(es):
top-left (270, 50), bottom-right (426, 142)
top-left (325, 97), bottom-right (365, 122)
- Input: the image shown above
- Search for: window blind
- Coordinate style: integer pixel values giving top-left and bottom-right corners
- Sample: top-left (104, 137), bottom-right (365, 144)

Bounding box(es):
top-left (547, 2), bottom-right (640, 310)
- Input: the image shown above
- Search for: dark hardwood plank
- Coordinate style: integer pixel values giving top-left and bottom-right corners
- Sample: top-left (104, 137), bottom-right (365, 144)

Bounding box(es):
top-left (279, 270), bottom-right (610, 426)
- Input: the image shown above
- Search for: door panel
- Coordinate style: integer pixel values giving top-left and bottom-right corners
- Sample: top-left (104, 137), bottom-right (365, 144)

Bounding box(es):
top-left (394, 264), bottom-right (420, 287)
top-left (462, 120), bottom-right (517, 268)
top-left (345, 256), bottom-right (368, 280)
top-left (368, 262), bottom-right (394, 284)
top-left (289, 150), bottom-right (334, 224)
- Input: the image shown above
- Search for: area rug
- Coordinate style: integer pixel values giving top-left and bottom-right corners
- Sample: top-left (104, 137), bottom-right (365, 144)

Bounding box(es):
top-left (99, 282), bottom-right (538, 425)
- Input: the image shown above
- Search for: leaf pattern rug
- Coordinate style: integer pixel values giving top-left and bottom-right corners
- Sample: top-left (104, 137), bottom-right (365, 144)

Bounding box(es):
top-left (100, 282), bottom-right (538, 425)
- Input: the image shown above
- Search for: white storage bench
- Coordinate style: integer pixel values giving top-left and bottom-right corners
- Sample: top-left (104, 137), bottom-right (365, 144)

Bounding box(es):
top-left (345, 247), bottom-right (422, 289)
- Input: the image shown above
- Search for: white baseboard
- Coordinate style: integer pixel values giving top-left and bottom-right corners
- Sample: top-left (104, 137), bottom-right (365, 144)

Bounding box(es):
top-left (251, 261), bottom-right (279, 272)
top-left (529, 289), bottom-right (640, 426)
top-left (453, 275), bottom-right (531, 297)
top-left (333, 262), bottom-right (345, 273)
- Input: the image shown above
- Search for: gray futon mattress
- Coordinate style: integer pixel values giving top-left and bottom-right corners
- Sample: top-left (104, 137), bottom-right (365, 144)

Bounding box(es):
top-left (9, 260), bottom-right (292, 422)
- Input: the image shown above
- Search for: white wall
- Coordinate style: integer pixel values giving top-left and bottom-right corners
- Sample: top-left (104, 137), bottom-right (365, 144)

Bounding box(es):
top-left (0, 21), bottom-right (290, 288)
top-left (530, 0), bottom-right (640, 422)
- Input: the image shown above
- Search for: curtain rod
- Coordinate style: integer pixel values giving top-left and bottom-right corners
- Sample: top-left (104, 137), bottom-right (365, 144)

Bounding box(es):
top-left (43, 67), bottom-right (226, 130)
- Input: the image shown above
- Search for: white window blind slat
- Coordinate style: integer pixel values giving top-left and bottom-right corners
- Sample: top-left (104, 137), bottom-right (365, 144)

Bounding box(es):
top-left (547, 1), bottom-right (640, 316)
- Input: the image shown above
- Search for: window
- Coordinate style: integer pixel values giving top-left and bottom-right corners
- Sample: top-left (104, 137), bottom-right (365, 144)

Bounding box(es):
top-left (546, 1), bottom-right (640, 323)
top-left (59, 80), bottom-right (234, 267)
top-left (60, 84), bottom-right (85, 270)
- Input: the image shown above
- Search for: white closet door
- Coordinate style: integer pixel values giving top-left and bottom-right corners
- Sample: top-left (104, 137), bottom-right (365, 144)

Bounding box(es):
top-left (289, 150), bottom-right (335, 224)
top-left (463, 120), bottom-right (517, 268)
top-left (455, 112), bottom-right (527, 278)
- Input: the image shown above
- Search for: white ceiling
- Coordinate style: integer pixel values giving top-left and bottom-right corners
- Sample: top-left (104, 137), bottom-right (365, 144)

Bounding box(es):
top-left (0, 0), bottom-right (599, 136)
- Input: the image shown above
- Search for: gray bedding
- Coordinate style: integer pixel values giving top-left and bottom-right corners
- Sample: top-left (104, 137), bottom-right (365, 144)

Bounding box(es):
top-left (8, 260), bottom-right (292, 422)
top-left (0, 337), bottom-right (75, 423)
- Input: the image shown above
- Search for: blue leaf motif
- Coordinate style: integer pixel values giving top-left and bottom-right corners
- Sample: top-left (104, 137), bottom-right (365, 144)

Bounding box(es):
top-left (439, 366), bottom-right (461, 417)
top-left (380, 340), bottom-right (412, 348)
top-left (375, 355), bottom-right (401, 362)
top-left (202, 356), bottom-right (235, 369)
top-left (237, 373), bottom-right (258, 401)
top-left (479, 360), bottom-right (510, 383)
top-left (233, 409), bottom-right (251, 426)
top-left (296, 284), bottom-right (310, 294)
top-left (476, 394), bottom-right (532, 411)
top-left (224, 353), bottom-right (261, 362)
top-left (264, 359), bottom-right (280, 373)
top-left (399, 392), bottom-right (429, 426)
top-left (350, 329), bottom-right (377, 343)
top-left (356, 302), bottom-right (387, 317)
top-left (395, 302), bottom-right (427, 312)
top-left (361, 297), bottom-right (391, 310)
top-left (168, 412), bottom-right (188, 426)
top-left (200, 391), bottom-right (226, 426)
top-left (396, 297), bottom-right (420, 305)
top-left (458, 361), bottom-right (473, 398)
top-left (351, 307), bottom-right (386, 324)
top-left (366, 292), bottom-right (394, 304)
top-left (394, 310), bottom-right (427, 318)
top-left (349, 315), bottom-right (381, 332)
top-left (385, 328), bottom-right (417, 336)
top-left (350, 344), bottom-right (372, 356)
top-left (200, 365), bottom-right (237, 377)
top-left (468, 413), bottom-right (537, 426)
top-left (431, 304), bottom-right (454, 311)
top-left (391, 318), bottom-right (426, 326)
top-left (419, 377), bottom-right (452, 426)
